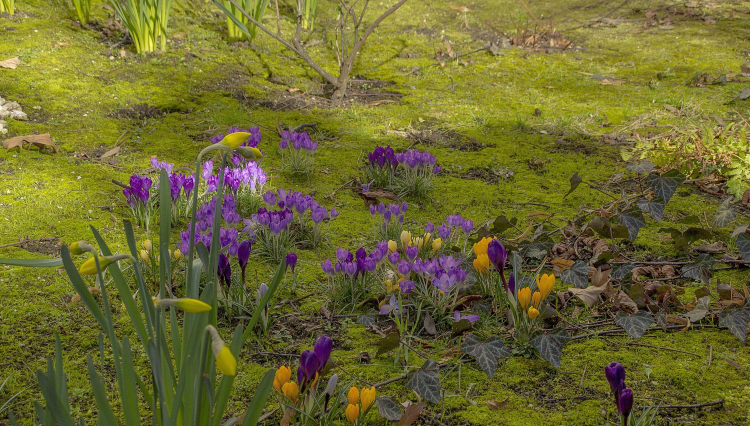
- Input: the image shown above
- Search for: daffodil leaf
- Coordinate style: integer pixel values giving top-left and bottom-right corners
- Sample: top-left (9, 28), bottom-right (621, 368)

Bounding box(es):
top-left (712, 197), bottom-right (736, 229)
top-left (376, 332), bottom-right (400, 356)
top-left (618, 209), bottom-right (646, 242)
top-left (626, 160), bottom-right (655, 174)
top-left (561, 261), bottom-right (591, 289)
top-left (647, 170), bottom-right (685, 204)
top-left (530, 330), bottom-right (569, 368)
top-left (719, 309), bottom-right (750, 343)
top-left (565, 172), bottom-right (582, 197)
top-left (736, 233), bottom-right (750, 260)
top-left (375, 397), bottom-right (403, 421)
top-left (406, 360), bottom-right (442, 403)
top-left (637, 197), bottom-right (665, 222)
top-left (681, 254), bottom-right (714, 285)
top-left (615, 311), bottom-right (654, 339)
top-left (461, 334), bottom-right (510, 378)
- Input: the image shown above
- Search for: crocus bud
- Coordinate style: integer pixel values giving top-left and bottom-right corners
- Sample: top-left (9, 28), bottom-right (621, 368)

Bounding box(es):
top-left (618, 388), bottom-right (633, 420)
top-left (286, 252), bottom-right (297, 273)
top-left (388, 240), bottom-right (397, 253)
top-left (142, 239), bottom-right (152, 253)
top-left (531, 291), bottom-right (542, 308)
top-left (345, 404), bottom-right (359, 424)
top-left (360, 387), bottom-right (376, 411)
top-left (432, 238), bottom-right (442, 254)
top-left (325, 374), bottom-right (339, 396)
top-left (282, 381), bottom-right (299, 401)
top-left (537, 273), bottom-right (555, 300)
top-left (605, 362), bottom-right (626, 396)
top-left (237, 240), bottom-right (251, 270)
top-left (508, 273), bottom-right (516, 296)
top-left (528, 306), bottom-right (540, 319)
top-left (156, 298), bottom-right (211, 313)
top-left (487, 239), bottom-right (507, 272)
top-left (219, 132), bottom-right (252, 149)
top-left (257, 283), bottom-right (268, 300)
top-left (206, 325), bottom-right (236, 376)
top-left (299, 350), bottom-right (320, 384)
top-left (518, 287), bottom-right (532, 309)
top-left (313, 335), bottom-right (332, 372)
top-left (140, 250), bottom-right (149, 263)
top-left (400, 230), bottom-right (411, 248)
top-left (347, 387), bottom-right (359, 405)
top-left (274, 365), bottom-right (291, 391)
top-left (173, 249), bottom-right (182, 260)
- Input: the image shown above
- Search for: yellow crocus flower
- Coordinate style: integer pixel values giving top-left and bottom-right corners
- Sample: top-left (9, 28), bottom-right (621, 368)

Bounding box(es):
top-left (432, 238), bottom-right (442, 254)
top-left (536, 273), bottom-right (555, 300)
top-left (473, 237), bottom-right (493, 257)
top-left (282, 381), bottom-right (299, 401)
top-left (360, 386), bottom-right (376, 411)
top-left (173, 249), bottom-right (182, 260)
top-left (207, 325), bottom-right (236, 376)
top-left (140, 250), bottom-right (149, 263)
top-left (472, 253), bottom-right (489, 275)
top-left (274, 365), bottom-right (291, 391)
top-left (345, 404), bottom-right (359, 423)
top-left (347, 386), bottom-right (359, 405)
top-left (531, 291), bottom-right (542, 308)
top-left (142, 239), bottom-right (152, 253)
top-left (388, 240), bottom-right (397, 253)
top-left (219, 132), bottom-right (253, 149)
top-left (528, 306), bottom-right (540, 319)
top-left (518, 287), bottom-right (531, 309)
top-left (400, 230), bottom-right (411, 248)
top-left (413, 237), bottom-right (424, 250)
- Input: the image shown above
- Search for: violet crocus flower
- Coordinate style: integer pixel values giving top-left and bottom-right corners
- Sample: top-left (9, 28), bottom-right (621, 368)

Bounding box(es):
top-left (299, 350), bottom-right (320, 386)
top-left (398, 259), bottom-right (411, 276)
top-left (437, 223), bottom-right (451, 239)
top-left (321, 259), bottom-right (335, 276)
top-left (462, 219), bottom-right (474, 233)
top-left (380, 295), bottom-right (402, 316)
top-left (432, 273), bottom-right (456, 293)
top-left (453, 311), bottom-right (480, 323)
top-left (237, 240), bottom-right (251, 286)
top-left (605, 362), bottom-right (626, 396)
top-left (217, 254), bottom-right (231, 288)
top-left (313, 335), bottom-right (332, 372)
top-left (343, 261), bottom-right (358, 277)
top-left (356, 247), bottom-right (367, 260)
top-left (508, 273), bottom-right (516, 296)
top-left (618, 388), bottom-right (633, 421)
top-left (286, 253), bottom-right (297, 273)
top-left (399, 279), bottom-right (416, 294)
top-left (336, 248), bottom-right (349, 263)
top-left (388, 251), bottom-right (400, 265)
top-left (424, 221), bottom-right (434, 234)
top-left (406, 245), bottom-right (418, 260)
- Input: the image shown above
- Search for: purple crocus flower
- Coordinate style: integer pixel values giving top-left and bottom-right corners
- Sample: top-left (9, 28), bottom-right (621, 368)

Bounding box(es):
top-left (237, 240), bottom-right (251, 285)
top-left (369, 204), bottom-right (377, 215)
top-left (508, 273), bottom-right (516, 296)
top-left (462, 219), bottom-right (474, 234)
top-left (330, 207), bottom-right (339, 219)
top-left (321, 259), bottom-right (335, 276)
top-left (618, 388), bottom-right (633, 420)
top-left (605, 362), bottom-right (626, 396)
top-left (437, 223), bottom-right (451, 239)
top-left (343, 261), bottom-right (358, 277)
top-left (432, 273), bottom-right (456, 293)
top-left (487, 239), bottom-right (507, 272)
top-left (399, 280), bottom-right (416, 294)
top-left (299, 350), bottom-right (320, 386)
top-left (356, 247), bottom-right (367, 260)
top-left (313, 335), bottom-right (332, 372)
top-left (380, 295), bottom-right (402, 316)
top-left (336, 248), bottom-right (349, 263)
top-left (286, 252), bottom-right (298, 273)
top-left (398, 259), bottom-right (411, 276)
top-left (217, 254), bottom-right (231, 288)
top-left (433, 165), bottom-right (441, 174)
top-left (406, 245), bottom-right (418, 260)
top-left (424, 222), bottom-right (434, 234)
top-left (388, 251), bottom-right (400, 265)
top-left (453, 311), bottom-right (480, 323)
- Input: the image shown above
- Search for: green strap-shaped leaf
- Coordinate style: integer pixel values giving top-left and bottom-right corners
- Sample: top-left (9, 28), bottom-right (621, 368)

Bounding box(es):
top-left (461, 334), bottom-right (510, 378)
top-left (239, 369), bottom-right (276, 426)
top-left (85, 357), bottom-right (119, 426)
top-left (119, 337), bottom-right (141, 426)
top-left (0, 258), bottom-right (63, 267)
top-left (406, 360), bottom-right (441, 403)
top-left (615, 311), bottom-right (654, 339)
top-left (35, 370), bottom-right (77, 426)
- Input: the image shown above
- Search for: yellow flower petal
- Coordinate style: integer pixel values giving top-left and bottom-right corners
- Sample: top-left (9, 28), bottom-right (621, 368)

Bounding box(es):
top-left (216, 346), bottom-right (237, 376)
top-left (528, 306), bottom-right (540, 319)
top-left (219, 132), bottom-right (252, 149)
top-left (345, 403), bottom-right (359, 423)
top-left (282, 381), bottom-right (299, 401)
top-left (360, 386), bottom-right (376, 411)
top-left (518, 287), bottom-right (531, 309)
top-left (347, 386), bottom-right (359, 405)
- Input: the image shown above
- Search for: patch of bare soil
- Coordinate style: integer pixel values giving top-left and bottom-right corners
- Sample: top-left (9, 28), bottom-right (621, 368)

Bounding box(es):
top-left (20, 237), bottom-right (61, 256)
top-left (458, 166), bottom-right (514, 184)
top-left (472, 22), bottom-right (577, 52)
top-left (110, 103), bottom-right (183, 120)
top-left (409, 128), bottom-right (490, 152)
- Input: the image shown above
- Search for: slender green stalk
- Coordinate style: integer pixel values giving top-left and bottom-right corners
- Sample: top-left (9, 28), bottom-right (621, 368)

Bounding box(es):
top-left (0, 0), bottom-right (14, 15)
top-left (221, 0), bottom-right (269, 41)
top-left (71, 0), bottom-right (91, 23)
top-left (111, 0), bottom-right (174, 53)
top-left (298, 0), bottom-right (317, 30)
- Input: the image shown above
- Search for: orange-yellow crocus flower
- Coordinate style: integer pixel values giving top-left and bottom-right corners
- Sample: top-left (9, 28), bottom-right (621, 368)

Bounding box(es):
top-left (537, 273), bottom-right (555, 300)
top-left (528, 306), bottom-right (540, 319)
top-left (274, 365), bottom-right (292, 391)
top-left (518, 287), bottom-right (532, 309)
top-left (282, 381), bottom-right (299, 401)
top-left (347, 386), bottom-right (359, 405)
top-left (473, 237), bottom-right (493, 257)
top-left (473, 253), bottom-right (489, 275)
top-left (345, 404), bottom-right (359, 423)
top-left (360, 386), bottom-right (376, 411)
top-left (531, 291), bottom-right (542, 308)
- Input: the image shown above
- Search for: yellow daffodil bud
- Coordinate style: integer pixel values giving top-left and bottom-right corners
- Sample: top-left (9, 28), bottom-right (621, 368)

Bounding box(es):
top-left (274, 365), bottom-right (292, 391)
top-left (168, 249), bottom-right (173, 259)
top-left (432, 238), bottom-right (442, 254)
top-left (206, 325), bottom-right (236, 376)
top-left (518, 287), bottom-right (532, 309)
top-left (79, 256), bottom-right (115, 275)
top-left (388, 240), bottom-right (397, 253)
top-left (282, 381), bottom-right (299, 401)
top-left (400, 230), bottom-right (411, 248)
top-left (156, 298), bottom-right (211, 313)
top-left (360, 386), bottom-right (376, 411)
top-left (140, 250), bottom-right (149, 264)
top-left (173, 249), bottom-right (182, 260)
top-left (473, 253), bottom-right (489, 275)
top-left (69, 241), bottom-right (93, 256)
top-left (219, 132), bottom-right (253, 149)
top-left (528, 306), bottom-right (540, 319)
top-left (347, 386), bottom-right (359, 405)
top-left (531, 291), bottom-right (542, 308)
top-left (473, 237), bottom-right (493, 257)
top-left (345, 404), bottom-right (359, 424)
top-left (536, 273), bottom-right (555, 300)
top-left (235, 146), bottom-right (263, 162)
top-left (142, 239), bottom-right (152, 253)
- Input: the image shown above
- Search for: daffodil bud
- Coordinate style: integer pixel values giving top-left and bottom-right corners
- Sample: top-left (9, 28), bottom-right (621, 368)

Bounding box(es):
top-left (347, 386), bottom-right (359, 405)
top-left (156, 298), bottom-right (211, 313)
top-left (142, 239), bottom-right (152, 254)
top-left (282, 381), bottom-right (299, 401)
top-left (345, 404), bottom-right (359, 424)
top-left (235, 146), bottom-right (263, 162)
top-left (360, 386), bottom-right (376, 412)
top-left (219, 132), bottom-right (253, 149)
top-left (206, 325), bottom-right (236, 376)
top-left (78, 254), bottom-right (127, 275)
top-left (173, 249), bottom-right (182, 260)
top-left (69, 241), bottom-right (93, 256)
top-left (140, 250), bottom-right (149, 264)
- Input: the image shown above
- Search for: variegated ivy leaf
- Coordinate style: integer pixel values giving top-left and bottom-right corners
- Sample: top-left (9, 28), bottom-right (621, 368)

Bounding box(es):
top-left (461, 334), bottom-right (510, 378)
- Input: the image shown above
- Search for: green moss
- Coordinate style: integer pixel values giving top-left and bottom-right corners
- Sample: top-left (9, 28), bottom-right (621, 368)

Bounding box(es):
top-left (2, 0), bottom-right (750, 424)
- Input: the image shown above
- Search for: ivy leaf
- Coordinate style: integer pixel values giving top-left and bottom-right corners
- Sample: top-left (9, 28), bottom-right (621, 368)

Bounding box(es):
top-left (732, 225), bottom-right (748, 238)
top-left (376, 332), bottom-right (400, 356)
top-left (530, 330), bottom-right (570, 368)
top-left (682, 227), bottom-right (713, 244)
top-left (565, 172), bottom-right (582, 197)
top-left (461, 334), bottom-right (510, 378)
top-left (719, 309), bottom-right (750, 343)
top-left (736, 233), bottom-right (750, 260)
top-left (523, 235), bottom-right (554, 260)
top-left (588, 216), bottom-right (630, 239)
top-left (492, 215), bottom-right (517, 234)
top-left (615, 311), bottom-right (654, 339)
top-left (561, 261), bottom-right (591, 289)
top-left (684, 296), bottom-right (711, 322)
top-left (406, 360), bottom-right (442, 403)
top-left (375, 397), bottom-right (403, 421)
top-left (611, 263), bottom-right (635, 281)
top-left (712, 198), bottom-right (737, 229)
top-left (678, 215), bottom-right (701, 225)
top-left (647, 169), bottom-right (685, 204)
top-left (681, 254), bottom-right (715, 285)
top-left (637, 197), bottom-right (665, 222)
top-left (618, 209), bottom-right (647, 242)
top-left (627, 160), bottom-right (655, 174)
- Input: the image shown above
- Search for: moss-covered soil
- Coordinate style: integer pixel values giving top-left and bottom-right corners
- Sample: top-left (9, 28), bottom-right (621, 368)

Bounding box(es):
top-left (2, 0), bottom-right (750, 425)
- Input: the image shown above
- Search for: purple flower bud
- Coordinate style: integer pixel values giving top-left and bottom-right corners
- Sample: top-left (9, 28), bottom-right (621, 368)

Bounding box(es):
top-left (313, 335), bottom-right (332, 372)
top-left (343, 261), bottom-right (358, 277)
top-left (453, 311), bottom-right (480, 323)
top-left (336, 248), bottom-right (349, 263)
top-left (398, 259), bottom-right (411, 276)
top-left (330, 207), bottom-right (339, 219)
top-left (487, 239), bottom-right (507, 272)
top-left (217, 254), bottom-right (231, 287)
top-left (462, 219), bottom-right (474, 233)
top-left (356, 247), bottom-right (367, 260)
top-left (321, 259), bottom-right (335, 276)
top-left (401, 202), bottom-right (408, 213)
top-left (508, 272), bottom-right (516, 296)
top-left (286, 252), bottom-right (297, 272)
top-left (299, 350), bottom-right (320, 384)
top-left (618, 388), bottom-right (633, 419)
top-left (388, 251), bottom-right (400, 265)
top-left (369, 204), bottom-right (377, 215)
top-left (433, 165), bottom-right (441, 174)
top-left (605, 362), bottom-right (626, 396)
top-left (237, 240), bottom-right (251, 270)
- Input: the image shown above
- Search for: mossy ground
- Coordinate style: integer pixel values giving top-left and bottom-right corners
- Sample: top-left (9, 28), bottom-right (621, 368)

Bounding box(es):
top-left (1, 0), bottom-right (750, 425)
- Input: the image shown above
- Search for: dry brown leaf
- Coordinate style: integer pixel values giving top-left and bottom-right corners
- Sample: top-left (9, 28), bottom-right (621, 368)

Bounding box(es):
top-left (591, 268), bottom-right (611, 288)
top-left (693, 241), bottom-right (724, 253)
top-left (612, 290), bottom-right (638, 314)
top-left (666, 314), bottom-right (688, 326)
top-left (741, 64), bottom-right (750, 77)
top-left (54, 42), bottom-right (70, 48)
top-left (398, 402), bottom-right (425, 426)
top-left (445, 41), bottom-right (454, 58)
top-left (0, 57), bottom-right (20, 69)
top-left (100, 145), bottom-right (120, 159)
top-left (551, 258), bottom-right (575, 274)
top-left (280, 408), bottom-right (295, 426)
top-left (2, 133), bottom-right (58, 153)
top-left (365, 99), bottom-right (397, 107)
top-left (173, 32), bottom-right (187, 39)
top-left (569, 285), bottom-right (605, 308)
top-left (449, 4), bottom-right (471, 12)
top-left (360, 189), bottom-right (401, 205)
top-left (487, 397), bottom-right (509, 410)
top-left (725, 358), bottom-right (743, 370)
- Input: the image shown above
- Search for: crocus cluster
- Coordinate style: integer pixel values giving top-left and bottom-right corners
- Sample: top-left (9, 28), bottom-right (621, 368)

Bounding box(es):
top-left (368, 146), bottom-right (399, 170)
top-left (210, 126), bottom-right (262, 166)
top-left (395, 149), bottom-right (438, 172)
top-left (605, 362), bottom-right (634, 426)
top-left (245, 207), bottom-right (295, 264)
top-left (369, 201), bottom-right (407, 242)
top-left (149, 157), bottom-right (196, 221)
top-left (274, 335), bottom-right (332, 397)
top-left (201, 158), bottom-right (267, 197)
top-left (122, 174), bottom-right (154, 229)
top-left (279, 130), bottom-right (318, 175)
top-left (321, 244), bottom-right (390, 307)
top-left (178, 194), bottom-right (245, 255)
top-left (345, 385), bottom-right (376, 424)
top-left (363, 146), bottom-right (440, 197)
top-left (264, 189), bottom-right (339, 226)
top-left (364, 145), bottom-right (399, 189)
